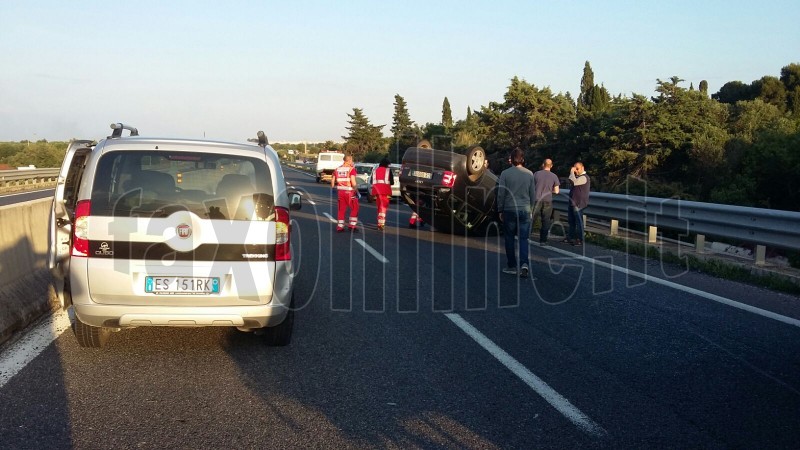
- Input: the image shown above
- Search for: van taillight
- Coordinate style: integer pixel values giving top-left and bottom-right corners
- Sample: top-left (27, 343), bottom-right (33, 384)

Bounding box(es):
top-left (71, 200), bottom-right (91, 257)
top-left (441, 171), bottom-right (457, 187)
top-left (275, 206), bottom-right (291, 261)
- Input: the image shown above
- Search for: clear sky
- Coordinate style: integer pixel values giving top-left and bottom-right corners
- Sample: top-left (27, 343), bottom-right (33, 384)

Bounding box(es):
top-left (1, 0), bottom-right (798, 143)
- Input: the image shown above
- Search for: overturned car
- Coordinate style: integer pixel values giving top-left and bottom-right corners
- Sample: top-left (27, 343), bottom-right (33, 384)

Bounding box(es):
top-left (399, 141), bottom-right (499, 235)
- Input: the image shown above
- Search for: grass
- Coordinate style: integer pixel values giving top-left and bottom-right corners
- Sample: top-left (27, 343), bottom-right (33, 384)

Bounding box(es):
top-left (585, 233), bottom-right (800, 296)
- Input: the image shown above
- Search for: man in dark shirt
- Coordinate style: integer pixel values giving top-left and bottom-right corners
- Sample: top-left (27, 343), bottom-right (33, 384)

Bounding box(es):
top-left (532, 158), bottom-right (560, 245)
top-left (566, 162), bottom-right (590, 246)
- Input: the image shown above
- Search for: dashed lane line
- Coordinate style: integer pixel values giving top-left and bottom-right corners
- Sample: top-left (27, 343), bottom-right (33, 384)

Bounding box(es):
top-left (355, 239), bottom-right (389, 264)
top-left (445, 313), bottom-right (606, 437)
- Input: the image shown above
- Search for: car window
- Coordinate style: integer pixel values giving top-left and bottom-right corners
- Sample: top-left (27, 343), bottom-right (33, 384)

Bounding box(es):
top-left (90, 151), bottom-right (275, 221)
top-left (356, 166), bottom-right (373, 175)
top-left (320, 155), bottom-right (330, 161)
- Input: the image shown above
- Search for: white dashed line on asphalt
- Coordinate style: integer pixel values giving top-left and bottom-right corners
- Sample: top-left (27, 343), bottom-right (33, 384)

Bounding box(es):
top-left (445, 313), bottom-right (606, 437)
top-left (307, 200), bottom-right (316, 205)
top-left (322, 212), bottom-right (337, 223)
top-left (0, 310), bottom-right (71, 389)
top-left (355, 239), bottom-right (389, 264)
top-left (536, 241), bottom-right (800, 329)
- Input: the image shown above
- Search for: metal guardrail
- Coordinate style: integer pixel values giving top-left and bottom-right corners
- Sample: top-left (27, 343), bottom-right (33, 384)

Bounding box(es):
top-left (283, 162), bottom-right (315, 172)
top-left (553, 191), bottom-right (800, 252)
top-left (0, 168), bottom-right (60, 187)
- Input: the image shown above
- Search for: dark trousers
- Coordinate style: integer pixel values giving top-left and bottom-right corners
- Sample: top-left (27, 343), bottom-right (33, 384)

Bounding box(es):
top-left (503, 210), bottom-right (532, 269)
top-left (532, 200), bottom-right (553, 243)
top-left (567, 205), bottom-right (584, 241)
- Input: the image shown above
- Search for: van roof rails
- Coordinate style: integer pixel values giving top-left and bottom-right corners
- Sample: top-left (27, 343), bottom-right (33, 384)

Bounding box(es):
top-left (247, 131), bottom-right (269, 147)
top-left (109, 123), bottom-right (139, 139)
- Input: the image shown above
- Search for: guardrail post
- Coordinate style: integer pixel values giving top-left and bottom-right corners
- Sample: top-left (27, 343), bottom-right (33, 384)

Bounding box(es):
top-left (695, 234), bottom-right (705, 254)
top-left (755, 245), bottom-right (766, 266)
top-left (648, 226), bottom-right (657, 243)
top-left (610, 219), bottom-right (619, 236)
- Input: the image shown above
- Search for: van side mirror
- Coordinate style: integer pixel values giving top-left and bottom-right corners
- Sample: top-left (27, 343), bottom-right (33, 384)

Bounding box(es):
top-left (288, 192), bottom-right (302, 211)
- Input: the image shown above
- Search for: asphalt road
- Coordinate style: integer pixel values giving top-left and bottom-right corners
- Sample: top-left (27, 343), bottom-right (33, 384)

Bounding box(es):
top-left (0, 188), bottom-right (54, 207)
top-left (1, 168), bottom-right (799, 449)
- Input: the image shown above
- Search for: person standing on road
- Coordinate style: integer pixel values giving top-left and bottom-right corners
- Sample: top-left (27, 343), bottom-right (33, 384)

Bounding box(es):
top-left (371, 158), bottom-right (394, 231)
top-left (565, 161), bottom-right (590, 246)
top-left (331, 155), bottom-right (360, 232)
top-left (497, 148), bottom-right (536, 278)
top-left (532, 158), bottom-right (560, 245)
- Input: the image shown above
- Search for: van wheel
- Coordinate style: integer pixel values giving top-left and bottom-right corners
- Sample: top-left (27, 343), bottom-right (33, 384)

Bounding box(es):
top-left (263, 295), bottom-right (294, 346)
top-left (73, 314), bottom-right (111, 348)
top-left (417, 139), bottom-right (432, 149)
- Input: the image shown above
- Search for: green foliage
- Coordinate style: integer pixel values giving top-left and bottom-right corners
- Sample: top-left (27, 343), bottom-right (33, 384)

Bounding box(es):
top-left (342, 108), bottom-right (385, 161)
top-left (442, 97), bottom-right (453, 131)
top-left (578, 61), bottom-right (594, 111)
top-left (389, 94), bottom-right (418, 162)
top-left (712, 80), bottom-right (755, 104)
top-left (752, 76), bottom-right (788, 112)
top-left (0, 140), bottom-right (68, 168)
top-left (699, 80), bottom-right (709, 95)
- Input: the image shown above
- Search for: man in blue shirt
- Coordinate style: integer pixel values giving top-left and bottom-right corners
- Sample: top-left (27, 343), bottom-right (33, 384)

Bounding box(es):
top-left (497, 149), bottom-right (536, 278)
top-left (532, 158), bottom-right (560, 245)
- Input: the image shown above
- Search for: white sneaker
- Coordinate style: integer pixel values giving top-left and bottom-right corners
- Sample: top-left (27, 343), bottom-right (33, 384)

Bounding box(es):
top-left (519, 264), bottom-right (529, 278)
top-left (502, 267), bottom-right (517, 275)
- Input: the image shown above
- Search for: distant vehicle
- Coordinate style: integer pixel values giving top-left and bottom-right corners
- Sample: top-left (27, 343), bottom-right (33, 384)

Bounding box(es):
top-left (47, 123), bottom-right (302, 348)
top-left (399, 141), bottom-right (497, 235)
top-left (366, 163), bottom-right (401, 202)
top-left (354, 162), bottom-right (377, 197)
top-left (315, 151), bottom-right (344, 183)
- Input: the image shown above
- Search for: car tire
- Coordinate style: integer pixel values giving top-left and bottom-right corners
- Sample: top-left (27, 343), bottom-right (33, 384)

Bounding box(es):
top-left (73, 312), bottom-right (111, 348)
top-left (315, 175), bottom-right (321, 183)
top-left (262, 294), bottom-right (294, 346)
top-left (465, 146), bottom-right (486, 182)
top-left (417, 139), bottom-right (432, 149)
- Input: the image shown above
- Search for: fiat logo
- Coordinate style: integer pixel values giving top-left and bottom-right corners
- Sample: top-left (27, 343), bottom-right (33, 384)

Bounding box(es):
top-left (176, 223), bottom-right (192, 239)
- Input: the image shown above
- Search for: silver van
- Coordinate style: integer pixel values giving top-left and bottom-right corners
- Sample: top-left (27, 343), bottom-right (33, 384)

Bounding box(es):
top-left (48, 124), bottom-right (301, 347)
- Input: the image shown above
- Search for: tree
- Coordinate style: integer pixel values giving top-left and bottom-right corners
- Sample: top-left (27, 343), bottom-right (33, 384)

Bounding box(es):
top-left (442, 97), bottom-right (453, 131)
top-left (389, 94), bottom-right (417, 162)
top-left (752, 76), bottom-right (787, 112)
top-left (578, 61), bottom-right (595, 111)
top-left (479, 76), bottom-right (575, 158)
top-left (342, 108), bottom-right (385, 161)
top-left (780, 63), bottom-right (800, 115)
top-left (699, 80), bottom-right (709, 96)
top-left (712, 80), bottom-right (755, 104)
top-left (588, 84), bottom-right (610, 113)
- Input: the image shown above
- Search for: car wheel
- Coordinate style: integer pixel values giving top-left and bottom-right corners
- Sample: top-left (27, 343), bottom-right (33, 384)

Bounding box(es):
top-left (73, 313), bottom-right (111, 348)
top-left (466, 146), bottom-right (486, 182)
top-left (315, 175), bottom-right (321, 183)
top-left (262, 294), bottom-right (294, 346)
top-left (417, 139), bottom-right (432, 149)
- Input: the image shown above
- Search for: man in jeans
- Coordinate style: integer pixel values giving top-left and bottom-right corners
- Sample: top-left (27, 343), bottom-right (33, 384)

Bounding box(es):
top-left (497, 148), bottom-right (536, 278)
top-left (566, 162), bottom-right (590, 246)
top-left (532, 158), bottom-right (560, 245)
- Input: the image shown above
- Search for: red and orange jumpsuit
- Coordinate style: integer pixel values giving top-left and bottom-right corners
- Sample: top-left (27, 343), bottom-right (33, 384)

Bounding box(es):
top-left (371, 166), bottom-right (392, 230)
top-left (334, 164), bottom-right (359, 231)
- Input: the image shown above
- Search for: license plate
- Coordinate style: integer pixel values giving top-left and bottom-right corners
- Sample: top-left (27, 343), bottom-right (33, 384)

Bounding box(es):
top-left (145, 276), bottom-right (220, 295)
top-left (410, 170), bottom-right (432, 179)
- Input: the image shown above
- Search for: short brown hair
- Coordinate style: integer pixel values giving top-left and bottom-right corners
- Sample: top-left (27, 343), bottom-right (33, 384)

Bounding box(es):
top-left (510, 148), bottom-right (525, 166)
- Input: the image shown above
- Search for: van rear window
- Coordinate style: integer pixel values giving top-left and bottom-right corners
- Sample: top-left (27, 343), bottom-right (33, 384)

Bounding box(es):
top-left (90, 151), bottom-right (275, 221)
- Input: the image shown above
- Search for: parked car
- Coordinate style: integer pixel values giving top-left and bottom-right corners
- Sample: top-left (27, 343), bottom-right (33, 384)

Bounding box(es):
top-left (355, 162), bottom-right (377, 197)
top-left (399, 141), bottom-right (498, 235)
top-left (366, 163), bottom-right (401, 202)
top-left (47, 123), bottom-right (302, 348)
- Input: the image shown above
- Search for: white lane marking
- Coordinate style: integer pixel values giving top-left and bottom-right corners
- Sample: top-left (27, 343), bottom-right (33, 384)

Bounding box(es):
top-left (445, 313), bottom-right (605, 436)
top-left (0, 188), bottom-right (54, 199)
top-left (537, 241), bottom-right (800, 329)
top-left (0, 310), bottom-right (71, 389)
top-left (308, 199), bottom-right (316, 205)
top-left (355, 238), bottom-right (389, 264)
top-left (322, 212), bottom-right (337, 223)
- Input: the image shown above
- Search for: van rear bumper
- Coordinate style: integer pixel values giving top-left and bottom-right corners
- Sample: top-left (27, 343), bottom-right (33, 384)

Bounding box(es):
top-left (73, 303), bottom-right (289, 329)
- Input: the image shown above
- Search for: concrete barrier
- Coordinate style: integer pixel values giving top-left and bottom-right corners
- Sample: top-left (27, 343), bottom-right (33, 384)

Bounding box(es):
top-left (0, 198), bottom-right (59, 346)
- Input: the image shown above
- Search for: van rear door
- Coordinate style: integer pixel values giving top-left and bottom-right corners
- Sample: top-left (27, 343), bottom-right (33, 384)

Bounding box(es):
top-left (48, 139), bottom-right (93, 308)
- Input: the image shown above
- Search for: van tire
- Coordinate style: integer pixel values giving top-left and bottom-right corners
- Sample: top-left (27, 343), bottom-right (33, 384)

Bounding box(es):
top-left (73, 314), bottom-right (111, 348)
top-left (263, 295), bottom-right (294, 346)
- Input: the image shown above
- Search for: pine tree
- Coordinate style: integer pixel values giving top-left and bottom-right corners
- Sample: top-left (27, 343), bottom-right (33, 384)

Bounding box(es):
top-left (578, 61), bottom-right (595, 110)
top-left (391, 94), bottom-right (414, 138)
top-left (699, 80), bottom-right (709, 96)
top-left (342, 108), bottom-right (385, 161)
top-left (466, 106), bottom-right (472, 124)
top-left (442, 97), bottom-right (453, 131)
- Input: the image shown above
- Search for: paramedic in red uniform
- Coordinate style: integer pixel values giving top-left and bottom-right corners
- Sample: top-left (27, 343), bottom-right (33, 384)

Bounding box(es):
top-left (371, 158), bottom-right (393, 231)
top-left (331, 154), bottom-right (359, 232)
